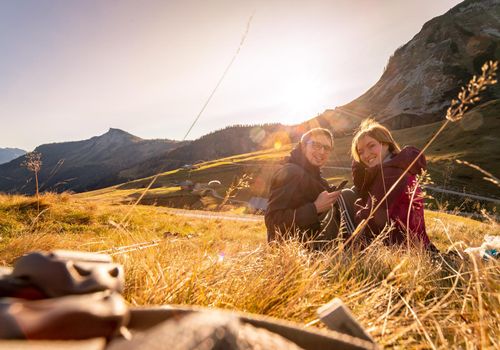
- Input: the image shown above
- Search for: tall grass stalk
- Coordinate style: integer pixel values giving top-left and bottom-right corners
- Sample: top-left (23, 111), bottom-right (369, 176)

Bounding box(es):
top-left (218, 174), bottom-right (252, 209)
top-left (21, 151), bottom-right (42, 212)
top-left (455, 159), bottom-right (500, 187)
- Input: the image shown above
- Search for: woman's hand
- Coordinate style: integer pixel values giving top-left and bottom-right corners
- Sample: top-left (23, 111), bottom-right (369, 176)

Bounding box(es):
top-left (314, 190), bottom-right (340, 214)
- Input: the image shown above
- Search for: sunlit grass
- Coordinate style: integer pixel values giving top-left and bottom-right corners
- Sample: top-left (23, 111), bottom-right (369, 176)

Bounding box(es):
top-left (0, 193), bottom-right (498, 348)
top-left (76, 187), bottom-right (182, 203)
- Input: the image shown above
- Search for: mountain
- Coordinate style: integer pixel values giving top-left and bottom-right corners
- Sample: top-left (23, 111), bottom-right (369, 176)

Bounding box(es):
top-left (311, 0), bottom-right (500, 132)
top-left (0, 129), bottom-right (184, 194)
top-left (0, 148), bottom-right (26, 165)
top-left (118, 123), bottom-right (304, 179)
top-left (83, 100), bottom-right (500, 211)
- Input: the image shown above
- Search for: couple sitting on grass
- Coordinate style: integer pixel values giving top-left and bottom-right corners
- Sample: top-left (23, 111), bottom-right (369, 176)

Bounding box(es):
top-left (265, 119), bottom-right (438, 252)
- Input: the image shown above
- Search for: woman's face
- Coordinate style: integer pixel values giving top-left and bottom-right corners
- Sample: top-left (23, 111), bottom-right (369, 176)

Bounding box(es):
top-left (356, 135), bottom-right (390, 168)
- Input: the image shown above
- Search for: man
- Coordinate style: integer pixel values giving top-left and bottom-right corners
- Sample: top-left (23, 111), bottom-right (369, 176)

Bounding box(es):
top-left (265, 128), bottom-right (355, 249)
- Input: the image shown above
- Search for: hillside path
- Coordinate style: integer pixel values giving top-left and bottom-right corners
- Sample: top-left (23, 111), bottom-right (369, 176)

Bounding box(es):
top-left (425, 186), bottom-right (500, 204)
top-left (162, 208), bottom-right (264, 222)
top-left (323, 167), bottom-right (500, 203)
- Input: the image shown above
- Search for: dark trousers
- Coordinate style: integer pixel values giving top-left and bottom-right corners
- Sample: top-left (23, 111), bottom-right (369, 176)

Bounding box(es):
top-left (312, 188), bottom-right (357, 250)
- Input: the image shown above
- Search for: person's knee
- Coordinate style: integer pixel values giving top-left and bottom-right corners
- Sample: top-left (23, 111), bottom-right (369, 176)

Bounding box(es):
top-left (339, 187), bottom-right (358, 221)
top-left (340, 188), bottom-right (356, 203)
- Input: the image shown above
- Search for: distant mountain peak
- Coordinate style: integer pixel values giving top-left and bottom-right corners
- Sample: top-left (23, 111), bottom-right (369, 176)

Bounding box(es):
top-left (96, 128), bottom-right (143, 144)
top-left (106, 127), bottom-right (129, 134)
top-left (104, 127), bottom-right (138, 137)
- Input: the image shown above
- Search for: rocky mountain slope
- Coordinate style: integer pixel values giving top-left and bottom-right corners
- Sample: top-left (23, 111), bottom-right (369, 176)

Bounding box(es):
top-left (313, 0), bottom-right (500, 132)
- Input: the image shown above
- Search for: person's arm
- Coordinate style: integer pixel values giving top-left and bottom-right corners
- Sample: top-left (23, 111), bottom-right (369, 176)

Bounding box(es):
top-left (355, 167), bottom-right (408, 234)
top-left (265, 167), bottom-right (320, 239)
top-left (351, 161), bottom-right (366, 190)
top-left (367, 148), bottom-right (427, 231)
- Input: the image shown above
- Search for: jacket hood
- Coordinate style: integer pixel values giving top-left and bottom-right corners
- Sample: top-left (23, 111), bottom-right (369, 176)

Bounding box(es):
top-left (383, 146), bottom-right (426, 174)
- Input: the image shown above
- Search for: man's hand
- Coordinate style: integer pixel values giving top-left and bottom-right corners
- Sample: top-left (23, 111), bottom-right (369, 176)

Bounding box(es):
top-left (314, 191), bottom-right (340, 214)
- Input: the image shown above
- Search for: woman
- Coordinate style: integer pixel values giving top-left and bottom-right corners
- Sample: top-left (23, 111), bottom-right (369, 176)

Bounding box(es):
top-left (351, 119), bottom-right (435, 250)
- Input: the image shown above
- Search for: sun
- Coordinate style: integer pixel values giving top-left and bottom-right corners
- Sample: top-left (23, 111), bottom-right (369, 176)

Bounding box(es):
top-left (278, 73), bottom-right (327, 125)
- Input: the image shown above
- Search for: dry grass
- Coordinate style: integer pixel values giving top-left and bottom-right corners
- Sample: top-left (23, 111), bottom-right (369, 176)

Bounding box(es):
top-left (0, 192), bottom-right (498, 349)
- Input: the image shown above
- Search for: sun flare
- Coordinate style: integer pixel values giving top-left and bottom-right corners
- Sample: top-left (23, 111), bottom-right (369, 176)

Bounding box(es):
top-left (278, 74), bottom-right (328, 125)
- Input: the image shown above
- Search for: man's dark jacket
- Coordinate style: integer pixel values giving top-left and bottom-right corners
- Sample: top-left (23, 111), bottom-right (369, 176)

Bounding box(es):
top-left (265, 145), bottom-right (330, 242)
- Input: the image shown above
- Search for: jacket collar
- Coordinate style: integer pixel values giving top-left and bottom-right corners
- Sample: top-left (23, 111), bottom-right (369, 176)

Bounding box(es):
top-left (352, 146), bottom-right (426, 194)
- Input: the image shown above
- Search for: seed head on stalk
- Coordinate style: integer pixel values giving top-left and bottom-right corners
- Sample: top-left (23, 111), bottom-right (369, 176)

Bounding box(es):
top-left (446, 60), bottom-right (498, 122)
top-left (22, 151), bottom-right (43, 212)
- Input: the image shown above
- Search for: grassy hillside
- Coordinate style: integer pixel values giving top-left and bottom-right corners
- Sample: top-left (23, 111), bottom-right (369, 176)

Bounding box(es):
top-left (395, 99), bottom-right (500, 198)
top-left (0, 193), bottom-right (498, 348)
top-left (78, 100), bottom-right (500, 212)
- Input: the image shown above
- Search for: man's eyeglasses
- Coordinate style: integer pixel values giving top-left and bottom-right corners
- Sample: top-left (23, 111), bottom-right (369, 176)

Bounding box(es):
top-left (306, 140), bottom-right (333, 153)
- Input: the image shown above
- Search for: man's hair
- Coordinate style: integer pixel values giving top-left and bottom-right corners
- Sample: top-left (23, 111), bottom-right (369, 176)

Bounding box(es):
top-left (351, 118), bottom-right (401, 162)
top-left (300, 128), bottom-right (334, 146)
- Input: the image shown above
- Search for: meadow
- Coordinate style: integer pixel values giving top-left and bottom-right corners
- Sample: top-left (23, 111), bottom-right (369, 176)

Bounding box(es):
top-left (0, 192), bottom-right (498, 349)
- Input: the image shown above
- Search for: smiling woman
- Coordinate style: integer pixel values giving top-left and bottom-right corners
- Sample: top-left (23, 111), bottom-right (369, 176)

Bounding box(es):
top-left (351, 119), bottom-right (436, 251)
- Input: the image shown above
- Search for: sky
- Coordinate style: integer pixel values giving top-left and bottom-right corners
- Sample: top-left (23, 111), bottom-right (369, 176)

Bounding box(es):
top-left (0, 0), bottom-right (463, 151)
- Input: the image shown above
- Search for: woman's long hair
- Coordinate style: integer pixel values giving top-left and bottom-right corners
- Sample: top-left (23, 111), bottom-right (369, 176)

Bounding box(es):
top-left (351, 118), bottom-right (401, 162)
